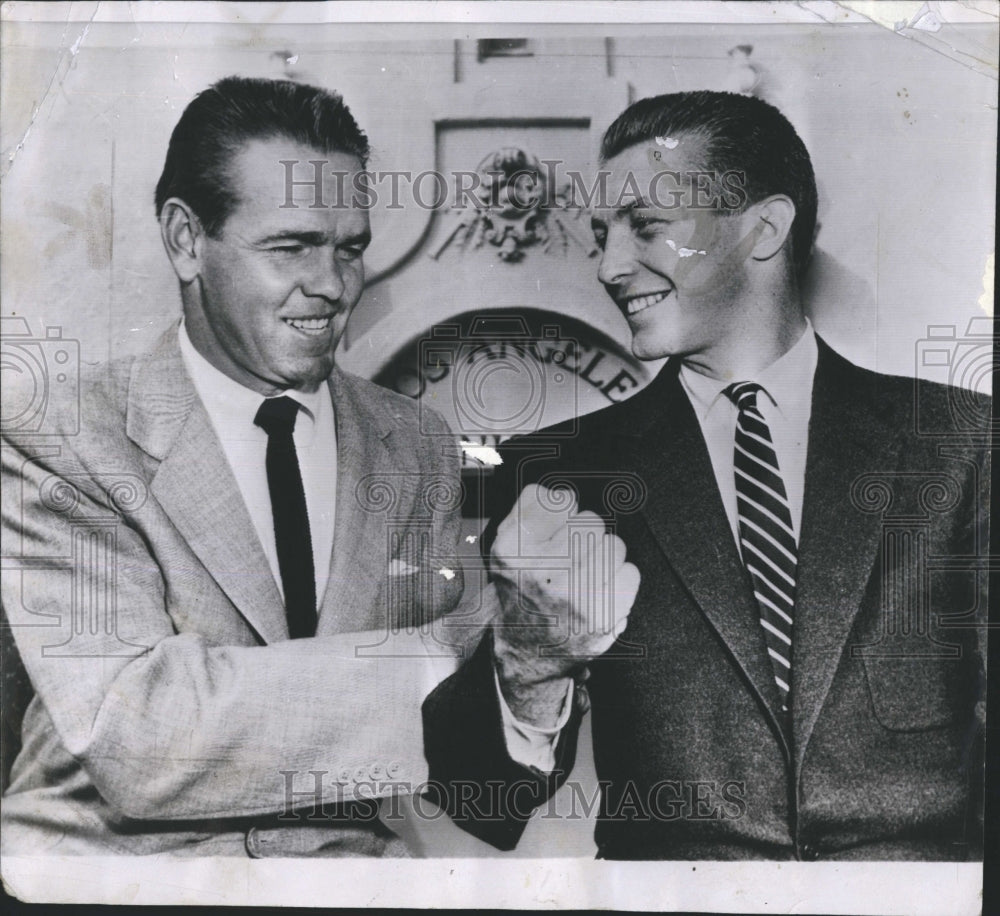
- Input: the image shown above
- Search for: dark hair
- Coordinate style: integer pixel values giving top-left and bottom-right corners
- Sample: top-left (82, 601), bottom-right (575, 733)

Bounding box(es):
top-left (601, 90), bottom-right (817, 279)
top-left (154, 76), bottom-right (370, 237)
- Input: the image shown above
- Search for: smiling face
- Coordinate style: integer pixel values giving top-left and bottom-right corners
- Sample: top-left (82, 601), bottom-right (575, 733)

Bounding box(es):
top-left (591, 135), bottom-right (767, 376)
top-left (184, 137), bottom-right (371, 394)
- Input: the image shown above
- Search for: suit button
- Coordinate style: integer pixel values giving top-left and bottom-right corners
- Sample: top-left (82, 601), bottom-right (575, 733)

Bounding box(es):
top-left (369, 763), bottom-right (386, 781)
top-left (353, 765), bottom-right (370, 783)
top-left (386, 761), bottom-right (402, 778)
top-left (245, 827), bottom-right (262, 858)
top-left (800, 843), bottom-right (819, 861)
top-left (336, 768), bottom-right (352, 785)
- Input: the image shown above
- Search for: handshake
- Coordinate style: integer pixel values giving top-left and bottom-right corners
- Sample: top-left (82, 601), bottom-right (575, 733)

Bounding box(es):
top-left (489, 483), bottom-right (641, 727)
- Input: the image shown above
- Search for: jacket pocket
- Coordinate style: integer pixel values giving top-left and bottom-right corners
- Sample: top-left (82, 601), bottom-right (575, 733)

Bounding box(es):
top-left (860, 654), bottom-right (960, 732)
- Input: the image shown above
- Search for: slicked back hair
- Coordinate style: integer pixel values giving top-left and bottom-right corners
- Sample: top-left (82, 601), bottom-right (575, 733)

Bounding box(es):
top-left (601, 91), bottom-right (817, 280)
top-left (155, 76), bottom-right (370, 237)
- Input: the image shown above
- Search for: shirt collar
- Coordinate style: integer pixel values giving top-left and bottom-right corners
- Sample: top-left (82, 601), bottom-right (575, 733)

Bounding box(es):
top-left (679, 320), bottom-right (818, 421)
top-left (177, 320), bottom-right (323, 428)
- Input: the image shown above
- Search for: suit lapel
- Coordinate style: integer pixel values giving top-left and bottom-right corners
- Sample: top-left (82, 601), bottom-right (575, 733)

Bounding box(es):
top-left (625, 365), bottom-right (788, 733)
top-left (127, 328), bottom-right (288, 645)
top-left (316, 369), bottom-right (405, 635)
top-left (791, 341), bottom-right (903, 764)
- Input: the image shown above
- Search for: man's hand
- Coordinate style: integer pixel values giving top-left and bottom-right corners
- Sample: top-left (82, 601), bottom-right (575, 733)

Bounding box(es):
top-left (490, 483), bottom-right (640, 726)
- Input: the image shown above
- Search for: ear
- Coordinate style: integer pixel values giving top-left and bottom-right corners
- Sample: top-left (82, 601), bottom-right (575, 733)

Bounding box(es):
top-left (159, 198), bottom-right (205, 284)
top-left (749, 195), bottom-right (796, 264)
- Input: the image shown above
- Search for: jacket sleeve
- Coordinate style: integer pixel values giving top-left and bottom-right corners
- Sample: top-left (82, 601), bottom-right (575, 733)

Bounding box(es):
top-left (422, 628), bottom-right (585, 850)
top-left (0, 417), bottom-right (465, 823)
top-left (421, 434), bottom-right (587, 850)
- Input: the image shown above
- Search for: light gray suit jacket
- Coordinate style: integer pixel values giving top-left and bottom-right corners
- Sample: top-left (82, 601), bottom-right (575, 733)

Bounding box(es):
top-left (1, 326), bottom-right (467, 856)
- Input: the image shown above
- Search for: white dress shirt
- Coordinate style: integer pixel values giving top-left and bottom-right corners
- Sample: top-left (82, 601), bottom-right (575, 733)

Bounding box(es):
top-left (497, 667), bottom-right (573, 771)
top-left (178, 322), bottom-right (338, 610)
top-left (678, 323), bottom-right (818, 550)
top-left (506, 324), bottom-right (819, 772)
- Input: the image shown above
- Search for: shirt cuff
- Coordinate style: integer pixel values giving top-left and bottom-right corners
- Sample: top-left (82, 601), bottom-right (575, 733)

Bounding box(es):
top-left (418, 637), bottom-right (462, 702)
top-left (494, 668), bottom-right (574, 772)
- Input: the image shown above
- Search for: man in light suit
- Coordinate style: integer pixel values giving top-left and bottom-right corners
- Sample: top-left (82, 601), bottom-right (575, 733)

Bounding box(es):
top-left (423, 91), bottom-right (990, 860)
top-left (1, 77), bottom-right (467, 856)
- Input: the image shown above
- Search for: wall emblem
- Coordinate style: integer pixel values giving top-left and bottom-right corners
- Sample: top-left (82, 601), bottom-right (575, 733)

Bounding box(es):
top-left (430, 147), bottom-right (598, 262)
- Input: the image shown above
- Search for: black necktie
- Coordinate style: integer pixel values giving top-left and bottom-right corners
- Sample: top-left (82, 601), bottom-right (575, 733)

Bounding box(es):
top-left (725, 381), bottom-right (798, 712)
top-left (254, 396), bottom-right (317, 639)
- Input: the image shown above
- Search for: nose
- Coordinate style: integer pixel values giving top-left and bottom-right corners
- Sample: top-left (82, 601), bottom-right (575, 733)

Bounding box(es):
top-left (301, 251), bottom-right (346, 302)
top-left (597, 225), bottom-right (637, 289)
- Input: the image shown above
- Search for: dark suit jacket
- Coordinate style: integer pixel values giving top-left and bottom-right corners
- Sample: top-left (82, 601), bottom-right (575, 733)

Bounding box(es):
top-left (423, 339), bottom-right (989, 860)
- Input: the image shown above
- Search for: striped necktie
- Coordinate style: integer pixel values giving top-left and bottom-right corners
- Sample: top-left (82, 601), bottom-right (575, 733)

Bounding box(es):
top-left (725, 381), bottom-right (797, 712)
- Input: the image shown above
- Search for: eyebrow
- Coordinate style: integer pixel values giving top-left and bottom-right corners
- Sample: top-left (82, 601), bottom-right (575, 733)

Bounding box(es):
top-left (615, 198), bottom-right (653, 217)
top-left (255, 229), bottom-right (372, 247)
top-left (591, 198), bottom-right (656, 223)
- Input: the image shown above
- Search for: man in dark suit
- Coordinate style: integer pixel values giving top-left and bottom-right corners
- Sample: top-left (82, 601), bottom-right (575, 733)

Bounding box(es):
top-left (423, 90), bottom-right (990, 860)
